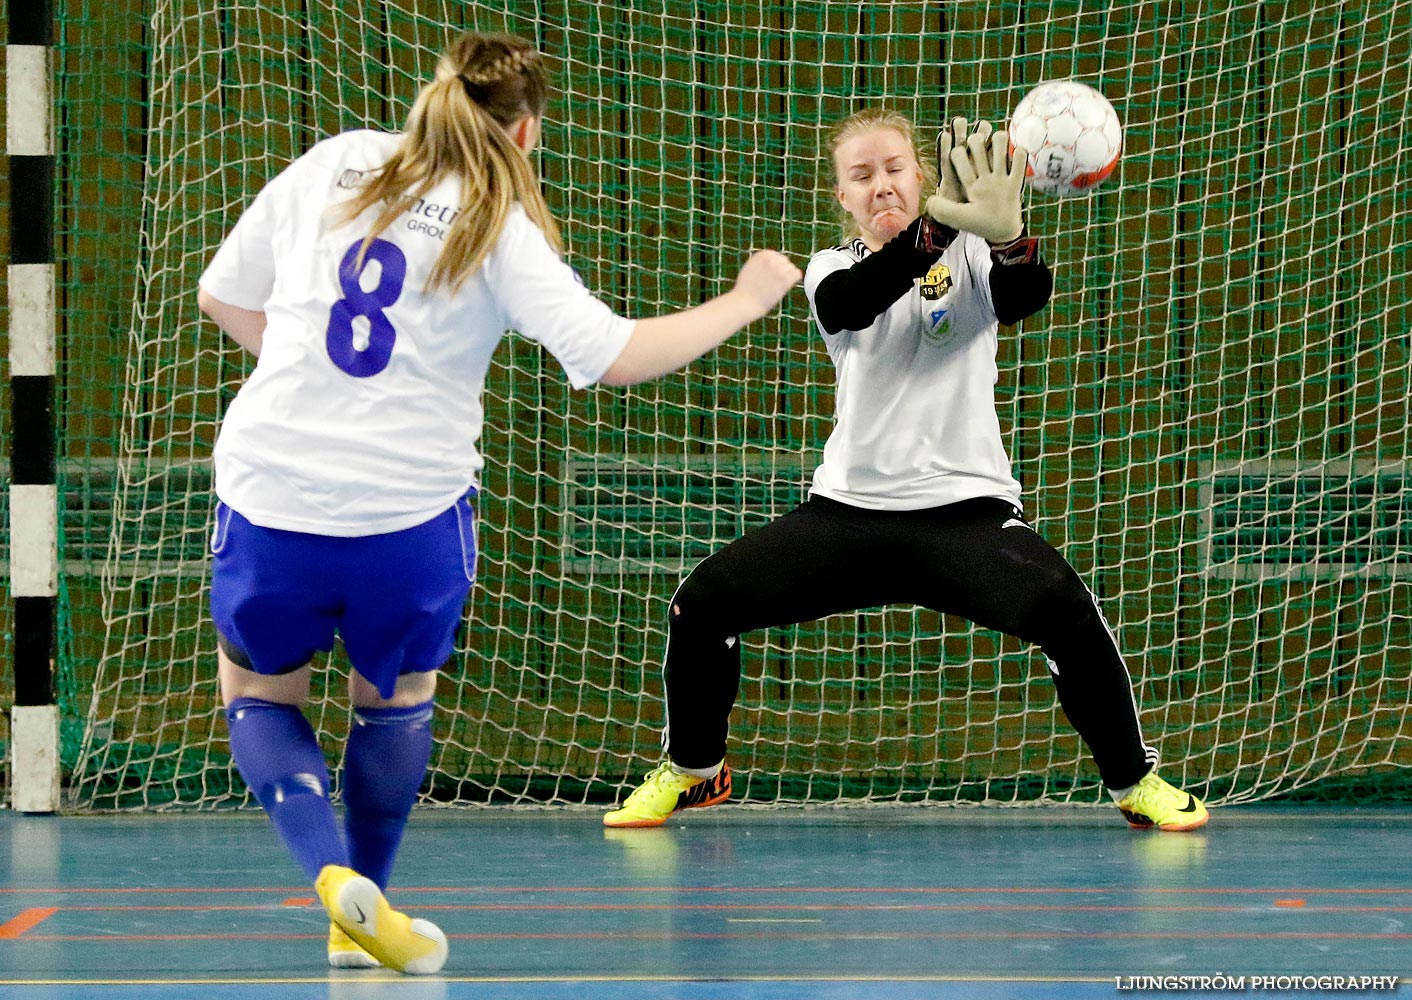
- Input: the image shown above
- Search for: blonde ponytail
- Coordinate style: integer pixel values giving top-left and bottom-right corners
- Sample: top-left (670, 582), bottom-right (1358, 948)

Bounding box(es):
top-left (337, 32), bottom-right (560, 294)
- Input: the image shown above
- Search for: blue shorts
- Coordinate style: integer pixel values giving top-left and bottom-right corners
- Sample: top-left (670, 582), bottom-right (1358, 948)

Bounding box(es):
top-left (209, 493), bottom-right (477, 698)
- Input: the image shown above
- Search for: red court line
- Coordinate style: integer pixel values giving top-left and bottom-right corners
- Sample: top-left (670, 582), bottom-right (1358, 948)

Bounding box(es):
top-left (19, 929), bottom-right (1412, 943)
top-left (37, 902), bottom-right (1412, 914)
top-left (457, 930), bottom-right (1412, 942)
top-left (23, 934), bottom-right (325, 942)
top-left (3, 885), bottom-right (1410, 895)
top-left (458, 886), bottom-right (1412, 895)
top-left (0, 908), bottom-right (58, 939)
top-left (0, 887), bottom-right (310, 895)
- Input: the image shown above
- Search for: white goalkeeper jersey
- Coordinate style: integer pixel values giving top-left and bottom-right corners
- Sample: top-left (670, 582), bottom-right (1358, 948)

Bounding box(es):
top-left (199, 129), bottom-right (635, 536)
top-left (802, 233), bottom-right (1023, 511)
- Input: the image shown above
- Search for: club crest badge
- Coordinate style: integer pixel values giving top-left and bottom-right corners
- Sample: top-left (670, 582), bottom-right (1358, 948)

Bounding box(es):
top-left (923, 305), bottom-right (952, 343)
top-left (919, 261), bottom-right (952, 301)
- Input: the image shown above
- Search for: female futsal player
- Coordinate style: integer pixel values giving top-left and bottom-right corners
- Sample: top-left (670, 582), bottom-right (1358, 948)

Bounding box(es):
top-left (604, 108), bottom-right (1208, 834)
top-left (197, 31), bottom-right (800, 974)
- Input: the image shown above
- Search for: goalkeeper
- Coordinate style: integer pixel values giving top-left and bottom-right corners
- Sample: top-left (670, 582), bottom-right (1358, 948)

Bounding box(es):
top-left (196, 30), bottom-right (800, 975)
top-left (605, 108), bottom-right (1208, 833)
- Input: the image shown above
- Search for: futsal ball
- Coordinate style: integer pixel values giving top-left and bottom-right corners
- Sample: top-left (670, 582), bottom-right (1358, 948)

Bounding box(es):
top-left (1009, 80), bottom-right (1123, 197)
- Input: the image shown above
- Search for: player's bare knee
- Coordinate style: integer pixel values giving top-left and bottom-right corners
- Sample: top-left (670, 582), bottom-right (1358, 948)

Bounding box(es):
top-left (350, 666), bottom-right (438, 709)
top-left (217, 647), bottom-right (312, 707)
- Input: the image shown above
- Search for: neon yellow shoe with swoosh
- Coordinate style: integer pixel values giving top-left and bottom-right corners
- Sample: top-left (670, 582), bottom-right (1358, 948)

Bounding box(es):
top-left (603, 761), bottom-right (732, 828)
top-left (1117, 772), bottom-right (1209, 832)
top-left (328, 922), bottom-right (380, 969)
top-left (315, 865), bottom-right (447, 975)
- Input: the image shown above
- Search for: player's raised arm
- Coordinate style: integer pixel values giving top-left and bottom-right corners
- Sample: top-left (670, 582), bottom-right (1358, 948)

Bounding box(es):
top-left (598, 249), bottom-right (801, 386)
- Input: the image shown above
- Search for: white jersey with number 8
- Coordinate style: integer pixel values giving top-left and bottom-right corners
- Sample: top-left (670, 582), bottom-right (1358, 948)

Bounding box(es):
top-left (199, 130), bottom-right (635, 536)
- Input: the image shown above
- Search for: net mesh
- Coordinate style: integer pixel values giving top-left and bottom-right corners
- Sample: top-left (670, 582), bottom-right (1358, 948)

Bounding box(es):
top-left (23, 1), bottom-right (1412, 810)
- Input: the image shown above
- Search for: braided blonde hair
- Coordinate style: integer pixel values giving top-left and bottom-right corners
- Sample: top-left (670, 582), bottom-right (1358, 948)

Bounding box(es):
top-left (338, 32), bottom-right (560, 294)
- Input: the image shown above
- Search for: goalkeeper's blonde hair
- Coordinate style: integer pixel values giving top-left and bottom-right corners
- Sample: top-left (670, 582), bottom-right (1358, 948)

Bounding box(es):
top-left (337, 32), bottom-right (560, 294)
top-left (827, 108), bottom-right (938, 240)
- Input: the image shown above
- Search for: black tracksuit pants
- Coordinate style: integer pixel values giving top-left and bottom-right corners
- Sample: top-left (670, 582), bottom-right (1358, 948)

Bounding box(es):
top-left (662, 494), bottom-right (1157, 790)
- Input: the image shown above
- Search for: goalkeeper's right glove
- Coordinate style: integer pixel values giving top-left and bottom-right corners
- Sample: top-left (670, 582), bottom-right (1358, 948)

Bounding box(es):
top-left (934, 117), bottom-right (985, 204)
top-left (924, 124), bottom-right (1026, 245)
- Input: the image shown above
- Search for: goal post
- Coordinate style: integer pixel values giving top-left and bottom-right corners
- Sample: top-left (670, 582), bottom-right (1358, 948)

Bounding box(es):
top-left (23, 1), bottom-right (1412, 811)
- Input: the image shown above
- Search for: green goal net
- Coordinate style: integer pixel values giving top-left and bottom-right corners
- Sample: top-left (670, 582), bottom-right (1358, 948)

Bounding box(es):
top-left (14, 0), bottom-right (1410, 810)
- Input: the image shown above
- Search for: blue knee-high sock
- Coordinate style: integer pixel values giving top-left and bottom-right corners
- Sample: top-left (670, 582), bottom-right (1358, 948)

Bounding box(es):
top-left (225, 697), bottom-right (349, 882)
top-left (343, 701), bottom-right (434, 890)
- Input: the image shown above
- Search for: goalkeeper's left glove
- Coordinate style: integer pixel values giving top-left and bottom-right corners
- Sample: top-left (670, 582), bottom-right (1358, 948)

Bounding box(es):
top-left (924, 126), bottom-right (1027, 245)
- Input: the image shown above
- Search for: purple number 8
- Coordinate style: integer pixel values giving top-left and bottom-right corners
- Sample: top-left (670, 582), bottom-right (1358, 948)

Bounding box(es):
top-left (326, 238), bottom-right (407, 377)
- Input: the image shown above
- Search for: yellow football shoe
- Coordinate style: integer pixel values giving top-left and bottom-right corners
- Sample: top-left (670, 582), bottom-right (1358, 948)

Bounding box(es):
top-left (603, 761), bottom-right (732, 828)
top-left (327, 922), bottom-right (380, 969)
top-left (1117, 772), bottom-right (1209, 832)
top-left (315, 865), bottom-right (447, 975)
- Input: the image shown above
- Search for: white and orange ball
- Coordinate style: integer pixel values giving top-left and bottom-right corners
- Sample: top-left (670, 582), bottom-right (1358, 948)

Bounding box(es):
top-left (1009, 80), bottom-right (1123, 197)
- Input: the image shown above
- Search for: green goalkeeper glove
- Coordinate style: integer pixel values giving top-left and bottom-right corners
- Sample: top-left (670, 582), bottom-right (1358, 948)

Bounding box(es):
top-left (924, 124), bottom-right (1026, 244)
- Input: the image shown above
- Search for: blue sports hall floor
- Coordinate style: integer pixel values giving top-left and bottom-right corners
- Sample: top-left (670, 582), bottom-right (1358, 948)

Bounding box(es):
top-left (1, 806), bottom-right (1408, 998)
